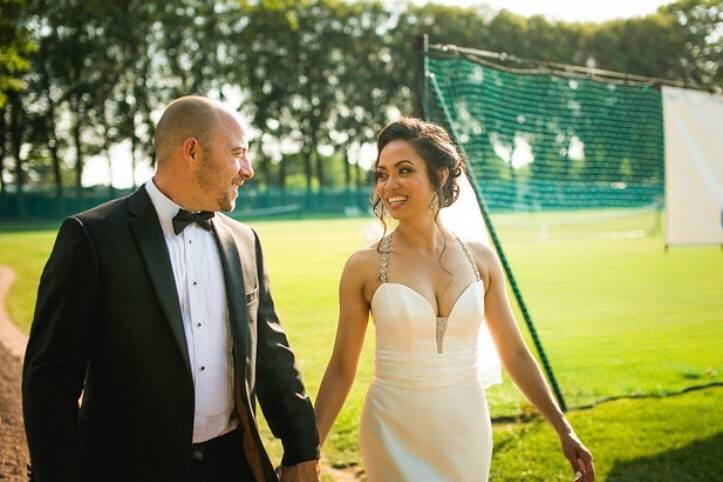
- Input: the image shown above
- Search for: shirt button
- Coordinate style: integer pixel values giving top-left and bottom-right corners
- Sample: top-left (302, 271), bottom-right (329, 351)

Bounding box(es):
top-left (193, 281), bottom-right (197, 286)
top-left (200, 366), bottom-right (205, 371)
top-left (189, 239), bottom-right (192, 244)
top-left (191, 448), bottom-right (203, 462)
top-left (197, 323), bottom-right (202, 327)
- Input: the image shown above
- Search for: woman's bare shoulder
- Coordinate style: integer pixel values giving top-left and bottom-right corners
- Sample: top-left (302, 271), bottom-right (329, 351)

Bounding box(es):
top-left (465, 241), bottom-right (500, 286)
top-left (465, 241), bottom-right (497, 262)
top-left (341, 246), bottom-right (384, 302)
top-left (342, 244), bottom-right (383, 282)
top-left (346, 245), bottom-right (382, 268)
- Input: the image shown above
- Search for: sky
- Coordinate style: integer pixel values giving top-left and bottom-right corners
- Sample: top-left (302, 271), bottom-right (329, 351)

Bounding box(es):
top-left (409, 0), bottom-right (676, 23)
top-left (82, 0), bottom-right (678, 188)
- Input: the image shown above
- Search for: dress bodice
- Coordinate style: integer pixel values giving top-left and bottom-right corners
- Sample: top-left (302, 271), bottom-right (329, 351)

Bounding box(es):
top-left (371, 280), bottom-right (485, 354)
top-left (369, 234), bottom-right (488, 389)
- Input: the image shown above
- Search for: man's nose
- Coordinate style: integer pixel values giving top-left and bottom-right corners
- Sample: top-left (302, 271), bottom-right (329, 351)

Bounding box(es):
top-left (239, 156), bottom-right (254, 180)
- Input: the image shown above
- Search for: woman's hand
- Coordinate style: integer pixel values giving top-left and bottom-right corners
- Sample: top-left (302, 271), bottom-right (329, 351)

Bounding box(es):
top-left (560, 430), bottom-right (595, 482)
top-left (277, 460), bottom-right (320, 482)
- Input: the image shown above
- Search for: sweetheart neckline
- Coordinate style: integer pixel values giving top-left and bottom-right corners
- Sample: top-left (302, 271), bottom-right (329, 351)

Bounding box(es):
top-left (371, 280), bottom-right (484, 320)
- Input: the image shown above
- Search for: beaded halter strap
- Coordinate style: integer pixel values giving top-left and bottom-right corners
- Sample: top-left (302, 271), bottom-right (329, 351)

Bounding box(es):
top-left (454, 233), bottom-right (481, 282)
top-left (378, 232), bottom-right (480, 353)
top-left (378, 234), bottom-right (392, 283)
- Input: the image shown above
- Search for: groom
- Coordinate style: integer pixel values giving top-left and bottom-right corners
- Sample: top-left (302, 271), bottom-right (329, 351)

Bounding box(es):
top-left (22, 96), bottom-right (320, 482)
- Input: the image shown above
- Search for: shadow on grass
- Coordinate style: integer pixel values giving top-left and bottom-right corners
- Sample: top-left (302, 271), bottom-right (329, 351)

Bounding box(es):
top-left (606, 430), bottom-right (723, 481)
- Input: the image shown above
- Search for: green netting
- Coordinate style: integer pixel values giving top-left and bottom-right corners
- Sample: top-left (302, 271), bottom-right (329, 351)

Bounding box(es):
top-left (426, 55), bottom-right (665, 211)
top-left (424, 49), bottom-right (723, 417)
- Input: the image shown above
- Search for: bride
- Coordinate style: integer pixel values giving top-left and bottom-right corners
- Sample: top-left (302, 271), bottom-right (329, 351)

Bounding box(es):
top-left (314, 117), bottom-right (594, 482)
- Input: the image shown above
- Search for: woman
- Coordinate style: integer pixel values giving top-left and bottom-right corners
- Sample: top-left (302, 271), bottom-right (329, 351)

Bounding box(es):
top-left (314, 117), bottom-right (594, 482)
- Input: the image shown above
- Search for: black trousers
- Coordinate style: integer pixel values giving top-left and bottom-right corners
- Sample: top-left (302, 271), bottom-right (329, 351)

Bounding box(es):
top-left (189, 427), bottom-right (254, 482)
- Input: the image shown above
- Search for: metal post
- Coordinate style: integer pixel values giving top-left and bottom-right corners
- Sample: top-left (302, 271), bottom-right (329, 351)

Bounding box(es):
top-left (414, 34), bottom-right (430, 119)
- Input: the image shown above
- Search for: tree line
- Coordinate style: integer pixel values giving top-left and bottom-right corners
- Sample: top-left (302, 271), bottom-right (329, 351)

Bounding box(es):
top-left (0, 0), bottom-right (720, 200)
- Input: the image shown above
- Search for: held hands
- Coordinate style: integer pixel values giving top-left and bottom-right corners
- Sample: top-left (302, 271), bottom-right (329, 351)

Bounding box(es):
top-left (276, 460), bottom-right (320, 482)
top-left (559, 430), bottom-right (595, 482)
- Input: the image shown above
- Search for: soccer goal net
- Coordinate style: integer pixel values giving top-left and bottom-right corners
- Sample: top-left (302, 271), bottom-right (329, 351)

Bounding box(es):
top-left (421, 41), bottom-right (723, 416)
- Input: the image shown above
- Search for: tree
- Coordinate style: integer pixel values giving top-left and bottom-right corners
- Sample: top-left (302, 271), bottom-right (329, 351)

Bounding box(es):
top-left (660, 0), bottom-right (722, 87)
top-left (4, 0), bottom-right (720, 200)
top-left (0, 0), bottom-right (33, 205)
top-left (0, 0), bottom-right (34, 107)
top-left (333, 1), bottom-right (394, 190)
top-left (287, 0), bottom-right (351, 190)
top-left (235, 0), bottom-right (299, 188)
top-left (30, 0), bottom-right (116, 195)
top-left (6, 91), bottom-right (29, 215)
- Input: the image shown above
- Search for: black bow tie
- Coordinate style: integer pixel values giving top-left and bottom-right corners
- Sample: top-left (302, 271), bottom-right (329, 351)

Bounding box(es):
top-left (172, 209), bottom-right (214, 235)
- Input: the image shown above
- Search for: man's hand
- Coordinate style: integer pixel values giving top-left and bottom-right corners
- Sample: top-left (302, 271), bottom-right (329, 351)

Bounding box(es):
top-left (278, 460), bottom-right (320, 482)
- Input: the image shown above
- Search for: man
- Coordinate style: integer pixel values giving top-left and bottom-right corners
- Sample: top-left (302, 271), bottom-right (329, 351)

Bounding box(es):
top-left (22, 96), bottom-right (320, 482)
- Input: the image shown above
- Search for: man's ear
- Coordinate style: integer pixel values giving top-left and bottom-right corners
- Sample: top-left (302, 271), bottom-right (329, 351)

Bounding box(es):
top-left (182, 137), bottom-right (201, 164)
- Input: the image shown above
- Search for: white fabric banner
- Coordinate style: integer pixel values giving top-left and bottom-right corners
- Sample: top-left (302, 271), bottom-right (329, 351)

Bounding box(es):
top-left (440, 173), bottom-right (502, 388)
top-left (663, 86), bottom-right (723, 246)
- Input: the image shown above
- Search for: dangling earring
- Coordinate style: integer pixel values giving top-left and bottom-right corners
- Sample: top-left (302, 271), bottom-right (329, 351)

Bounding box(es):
top-left (374, 198), bottom-right (385, 218)
top-left (428, 193), bottom-right (439, 212)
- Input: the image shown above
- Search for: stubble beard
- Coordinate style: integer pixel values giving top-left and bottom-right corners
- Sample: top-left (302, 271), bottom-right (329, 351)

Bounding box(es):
top-left (217, 179), bottom-right (237, 212)
top-left (195, 163), bottom-right (224, 212)
top-left (219, 194), bottom-right (235, 212)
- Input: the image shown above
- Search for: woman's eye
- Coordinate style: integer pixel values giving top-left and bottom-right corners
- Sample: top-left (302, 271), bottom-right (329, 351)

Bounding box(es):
top-left (374, 171), bottom-right (387, 181)
top-left (399, 167), bottom-right (412, 174)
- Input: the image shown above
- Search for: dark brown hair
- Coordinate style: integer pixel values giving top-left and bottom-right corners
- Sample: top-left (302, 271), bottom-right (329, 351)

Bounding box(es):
top-left (372, 117), bottom-right (466, 235)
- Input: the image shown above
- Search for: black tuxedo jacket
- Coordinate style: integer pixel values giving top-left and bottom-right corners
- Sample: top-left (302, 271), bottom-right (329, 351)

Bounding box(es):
top-left (22, 187), bottom-right (319, 482)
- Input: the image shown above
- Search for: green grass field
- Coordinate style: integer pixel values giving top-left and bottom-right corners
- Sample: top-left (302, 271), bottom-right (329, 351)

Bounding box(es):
top-left (1, 212), bottom-right (721, 481)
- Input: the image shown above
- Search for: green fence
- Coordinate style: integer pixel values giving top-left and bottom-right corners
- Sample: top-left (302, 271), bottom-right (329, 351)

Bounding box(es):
top-left (0, 186), bottom-right (374, 221)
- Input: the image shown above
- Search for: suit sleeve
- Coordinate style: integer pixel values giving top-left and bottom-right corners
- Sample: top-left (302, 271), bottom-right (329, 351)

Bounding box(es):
top-left (251, 229), bottom-right (320, 466)
top-left (22, 217), bottom-right (100, 482)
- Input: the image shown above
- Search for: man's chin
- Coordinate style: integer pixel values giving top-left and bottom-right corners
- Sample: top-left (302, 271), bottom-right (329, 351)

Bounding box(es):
top-left (219, 198), bottom-right (235, 212)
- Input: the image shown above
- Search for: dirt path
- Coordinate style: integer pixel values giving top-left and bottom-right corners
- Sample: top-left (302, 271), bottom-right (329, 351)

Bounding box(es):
top-left (0, 266), bottom-right (29, 481)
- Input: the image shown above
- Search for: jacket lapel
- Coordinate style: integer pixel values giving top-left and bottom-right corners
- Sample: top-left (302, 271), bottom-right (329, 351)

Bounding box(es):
top-left (215, 218), bottom-right (281, 480)
top-left (215, 217), bottom-right (279, 480)
top-left (212, 217), bottom-right (250, 374)
top-left (127, 187), bottom-right (191, 377)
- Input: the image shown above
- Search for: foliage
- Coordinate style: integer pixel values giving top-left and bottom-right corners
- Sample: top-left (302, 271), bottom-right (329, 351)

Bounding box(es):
top-left (0, 0), bottom-right (35, 107)
top-left (0, 0), bottom-right (720, 196)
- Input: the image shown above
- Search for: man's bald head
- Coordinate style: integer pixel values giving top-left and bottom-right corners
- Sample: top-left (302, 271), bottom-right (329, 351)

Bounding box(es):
top-left (153, 96), bottom-right (229, 164)
top-left (151, 95), bottom-right (252, 212)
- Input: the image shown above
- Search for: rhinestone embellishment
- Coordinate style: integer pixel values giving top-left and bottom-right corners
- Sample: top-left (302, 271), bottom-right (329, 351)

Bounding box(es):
top-left (379, 235), bottom-right (392, 283)
top-left (436, 317), bottom-right (448, 354)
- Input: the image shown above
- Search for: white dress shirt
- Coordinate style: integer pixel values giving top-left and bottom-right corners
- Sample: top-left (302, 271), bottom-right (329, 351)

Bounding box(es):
top-left (144, 180), bottom-right (238, 443)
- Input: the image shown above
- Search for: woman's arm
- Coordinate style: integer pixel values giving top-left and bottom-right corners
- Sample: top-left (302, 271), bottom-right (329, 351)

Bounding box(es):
top-left (314, 252), bottom-right (371, 446)
top-left (474, 244), bottom-right (595, 482)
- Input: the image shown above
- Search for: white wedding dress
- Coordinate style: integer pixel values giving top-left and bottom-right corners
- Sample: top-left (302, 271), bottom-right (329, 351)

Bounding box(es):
top-left (360, 233), bottom-right (495, 482)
